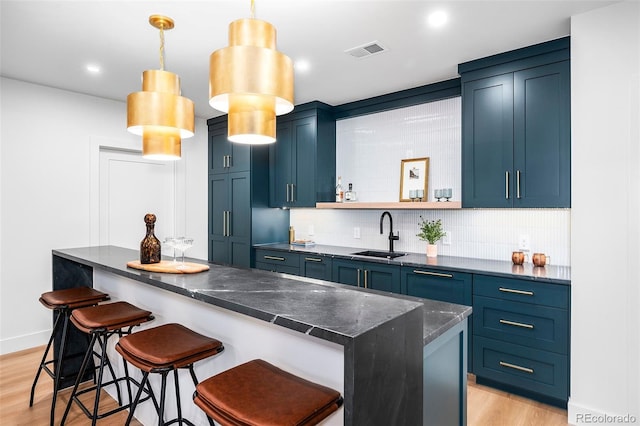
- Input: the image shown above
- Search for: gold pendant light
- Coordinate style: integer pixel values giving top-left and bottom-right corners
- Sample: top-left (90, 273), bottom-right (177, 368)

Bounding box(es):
top-left (127, 15), bottom-right (195, 160)
top-left (209, 0), bottom-right (294, 144)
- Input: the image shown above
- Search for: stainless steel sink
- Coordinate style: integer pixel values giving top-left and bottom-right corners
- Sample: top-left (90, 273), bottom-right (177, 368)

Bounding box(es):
top-left (353, 250), bottom-right (406, 259)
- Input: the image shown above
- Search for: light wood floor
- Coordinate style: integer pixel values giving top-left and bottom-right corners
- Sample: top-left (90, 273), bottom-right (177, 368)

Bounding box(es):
top-left (1, 345), bottom-right (568, 425)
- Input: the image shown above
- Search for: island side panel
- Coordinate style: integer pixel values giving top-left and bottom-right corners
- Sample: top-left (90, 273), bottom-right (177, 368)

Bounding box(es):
top-left (344, 307), bottom-right (423, 426)
top-left (51, 254), bottom-right (95, 388)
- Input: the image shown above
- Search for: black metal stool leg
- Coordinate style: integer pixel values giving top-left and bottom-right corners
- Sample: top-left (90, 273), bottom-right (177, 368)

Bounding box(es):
top-left (173, 368), bottom-right (183, 426)
top-left (60, 333), bottom-right (97, 425)
top-left (50, 312), bottom-right (70, 426)
top-left (29, 307), bottom-right (63, 407)
top-left (125, 371), bottom-right (150, 426)
top-left (89, 332), bottom-right (109, 426)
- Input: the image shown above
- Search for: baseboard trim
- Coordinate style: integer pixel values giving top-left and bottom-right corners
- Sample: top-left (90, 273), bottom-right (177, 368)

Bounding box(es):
top-left (0, 329), bottom-right (50, 355)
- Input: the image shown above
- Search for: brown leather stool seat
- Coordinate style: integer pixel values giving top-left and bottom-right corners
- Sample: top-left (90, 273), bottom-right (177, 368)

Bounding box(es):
top-left (30, 287), bottom-right (109, 426)
top-left (115, 323), bottom-right (224, 426)
top-left (60, 301), bottom-right (154, 426)
top-left (194, 359), bottom-right (343, 426)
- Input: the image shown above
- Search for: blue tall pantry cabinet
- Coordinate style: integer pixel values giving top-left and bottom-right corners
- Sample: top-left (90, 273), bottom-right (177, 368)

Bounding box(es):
top-left (208, 117), bottom-right (289, 267)
top-left (460, 37), bottom-right (571, 208)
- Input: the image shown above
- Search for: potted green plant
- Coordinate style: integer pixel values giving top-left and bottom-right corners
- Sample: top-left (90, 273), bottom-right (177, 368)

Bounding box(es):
top-left (417, 216), bottom-right (446, 257)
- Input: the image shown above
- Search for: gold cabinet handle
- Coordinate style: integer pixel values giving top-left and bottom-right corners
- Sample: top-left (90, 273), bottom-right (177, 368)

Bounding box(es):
top-left (516, 170), bottom-right (521, 199)
top-left (264, 255), bottom-right (285, 261)
top-left (357, 269), bottom-right (361, 287)
top-left (226, 211), bottom-right (231, 237)
top-left (499, 287), bottom-right (534, 296)
top-left (364, 270), bottom-right (369, 289)
top-left (505, 171), bottom-right (510, 199)
top-left (499, 319), bottom-right (534, 329)
top-left (499, 361), bottom-right (534, 374)
top-left (413, 270), bottom-right (453, 278)
top-left (305, 257), bottom-right (322, 262)
top-left (290, 183), bottom-right (295, 203)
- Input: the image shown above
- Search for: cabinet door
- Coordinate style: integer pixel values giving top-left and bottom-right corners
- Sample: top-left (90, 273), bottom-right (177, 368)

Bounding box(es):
top-left (209, 174), bottom-right (229, 264)
top-left (269, 121), bottom-right (293, 207)
top-left (513, 61), bottom-right (570, 207)
top-left (462, 74), bottom-right (514, 208)
top-left (365, 263), bottom-right (401, 293)
top-left (209, 123), bottom-right (251, 175)
top-left (301, 255), bottom-right (332, 281)
top-left (331, 259), bottom-right (361, 287)
top-left (228, 172), bottom-right (251, 268)
top-left (291, 116), bottom-right (317, 207)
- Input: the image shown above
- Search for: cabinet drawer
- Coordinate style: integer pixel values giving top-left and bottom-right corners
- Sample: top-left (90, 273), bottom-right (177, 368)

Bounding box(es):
top-left (254, 262), bottom-right (299, 275)
top-left (301, 255), bottom-right (332, 281)
top-left (473, 295), bottom-right (568, 353)
top-left (254, 250), bottom-right (300, 268)
top-left (473, 275), bottom-right (568, 308)
top-left (403, 267), bottom-right (472, 306)
top-left (473, 336), bottom-right (568, 401)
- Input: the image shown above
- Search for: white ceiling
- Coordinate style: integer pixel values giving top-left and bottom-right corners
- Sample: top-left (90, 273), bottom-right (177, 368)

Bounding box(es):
top-left (0, 1), bottom-right (615, 119)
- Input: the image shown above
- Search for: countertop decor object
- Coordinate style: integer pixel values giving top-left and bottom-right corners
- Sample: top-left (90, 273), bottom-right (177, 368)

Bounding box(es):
top-left (140, 213), bottom-right (161, 264)
top-left (400, 157), bottom-right (429, 202)
top-left (417, 216), bottom-right (445, 257)
top-left (126, 259), bottom-right (209, 274)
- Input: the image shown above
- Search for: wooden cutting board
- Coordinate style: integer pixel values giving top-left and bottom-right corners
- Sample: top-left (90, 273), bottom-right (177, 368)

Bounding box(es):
top-left (126, 260), bottom-right (210, 274)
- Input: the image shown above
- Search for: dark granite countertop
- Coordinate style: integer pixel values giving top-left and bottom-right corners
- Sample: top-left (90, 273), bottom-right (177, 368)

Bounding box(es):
top-left (255, 243), bottom-right (571, 285)
top-left (53, 246), bottom-right (471, 346)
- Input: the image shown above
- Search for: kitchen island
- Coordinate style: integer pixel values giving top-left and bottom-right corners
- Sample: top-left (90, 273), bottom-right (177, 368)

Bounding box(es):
top-left (52, 246), bottom-right (471, 426)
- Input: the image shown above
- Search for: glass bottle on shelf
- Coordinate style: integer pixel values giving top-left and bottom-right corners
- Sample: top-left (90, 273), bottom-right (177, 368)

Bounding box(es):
top-left (335, 176), bottom-right (344, 202)
top-left (345, 183), bottom-right (357, 202)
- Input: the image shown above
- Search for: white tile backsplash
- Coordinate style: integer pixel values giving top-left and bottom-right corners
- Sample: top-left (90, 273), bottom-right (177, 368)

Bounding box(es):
top-left (292, 97), bottom-right (571, 266)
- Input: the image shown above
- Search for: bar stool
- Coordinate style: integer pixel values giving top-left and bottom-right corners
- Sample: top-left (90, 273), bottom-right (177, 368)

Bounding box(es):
top-left (115, 323), bottom-right (225, 426)
top-left (30, 286), bottom-right (109, 426)
top-left (60, 301), bottom-right (155, 426)
top-left (193, 359), bottom-right (343, 426)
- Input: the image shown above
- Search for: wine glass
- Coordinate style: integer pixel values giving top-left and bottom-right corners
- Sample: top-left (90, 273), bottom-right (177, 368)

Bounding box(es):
top-left (443, 188), bottom-right (452, 202)
top-left (434, 189), bottom-right (443, 202)
top-left (409, 189), bottom-right (417, 202)
top-left (416, 189), bottom-right (424, 202)
top-left (174, 237), bottom-right (194, 269)
top-left (163, 237), bottom-right (179, 264)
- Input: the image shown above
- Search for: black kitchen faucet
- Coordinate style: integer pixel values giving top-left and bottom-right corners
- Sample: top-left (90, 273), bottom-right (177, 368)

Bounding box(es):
top-left (380, 211), bottom-right (399, 253)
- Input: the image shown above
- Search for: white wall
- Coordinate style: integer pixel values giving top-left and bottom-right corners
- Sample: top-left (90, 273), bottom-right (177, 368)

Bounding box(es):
top-left (569, 2), bottom-right (640, 423)
top-left (0, 77), bottom-right (209, 354)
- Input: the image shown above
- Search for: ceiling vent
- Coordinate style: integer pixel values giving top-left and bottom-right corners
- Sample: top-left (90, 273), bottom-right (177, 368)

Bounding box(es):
top-left (345, 41), bottom-right (387, 59)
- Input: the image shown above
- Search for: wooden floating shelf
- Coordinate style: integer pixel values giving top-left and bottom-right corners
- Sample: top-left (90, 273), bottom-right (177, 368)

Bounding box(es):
top-left (315, 201), bottom-right (462, 210)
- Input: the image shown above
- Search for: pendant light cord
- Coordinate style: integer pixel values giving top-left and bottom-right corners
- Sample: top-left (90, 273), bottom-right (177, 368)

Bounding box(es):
top-left (159, 24), bottom-right (165, 71)
top-left (250, 0), bottom-right (255, 19)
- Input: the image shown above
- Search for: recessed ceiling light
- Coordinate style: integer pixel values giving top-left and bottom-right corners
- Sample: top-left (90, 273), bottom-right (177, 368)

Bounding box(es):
top-left (427, 10), bottom-right (448, 28)
top-left (86, 64), bottom-right (101, 74)
top-left (294, 59), bottom-right (311, 73)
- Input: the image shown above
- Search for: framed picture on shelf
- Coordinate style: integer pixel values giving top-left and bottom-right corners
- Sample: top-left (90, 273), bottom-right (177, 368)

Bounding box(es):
top-left (399, 157), bottom-right (429, 202)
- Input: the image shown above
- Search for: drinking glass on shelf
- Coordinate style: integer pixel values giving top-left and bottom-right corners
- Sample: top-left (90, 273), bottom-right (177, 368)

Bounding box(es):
top-left (434, 189), bottom-right (443, 202)
top-left (443, 188), bottom-right (452, 202)
top-left (174, 237), bottom-right (194, 269)
top-left (409, 189), bottom-right (417, 201)
top-left (163, 237), bottom-right (179, 263)
top-left (416, 189), bottom-right (424, 202)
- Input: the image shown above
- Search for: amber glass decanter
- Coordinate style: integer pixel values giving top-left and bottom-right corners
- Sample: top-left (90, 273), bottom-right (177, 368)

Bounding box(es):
top-left (140, 213), bottom-right (161, 264)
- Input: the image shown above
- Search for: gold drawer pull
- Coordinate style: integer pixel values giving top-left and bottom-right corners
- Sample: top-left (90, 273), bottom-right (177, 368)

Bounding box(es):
top-left (305, 257), bottom-right (322, 262)
top-left (499, 361), bottom-right (534, 374)
top-left (500, 319), bottom-right (534, 329)
top-left (499, 287), bottom-right (534, 296)
top-left (413, 270), bottom-right (453, 278)
top-left (264, 255), bottom-right (285, 261)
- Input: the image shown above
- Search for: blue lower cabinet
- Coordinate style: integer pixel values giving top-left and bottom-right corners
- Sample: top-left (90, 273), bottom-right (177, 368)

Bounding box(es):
top-left (402, 267), bottom-right (473, 372)
top-left (254, 249), bottom-right (300, 275)
top-left (332, 259), bottom-right (400, 293)
top-left (472, 275), bottom-right (570, 407)
top-left (300, 255), bottom-right (332, 281)
top-left (473, 336), bottom-right (568, 404)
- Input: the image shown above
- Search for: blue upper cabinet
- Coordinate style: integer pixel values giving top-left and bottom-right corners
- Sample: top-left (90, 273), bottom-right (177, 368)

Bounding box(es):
top-left (209, 119), bottom-right (251, 175)
top-left (460, 37), bottom-right (571, 208)
top-left (269, 102), bottom-right (336, 208)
